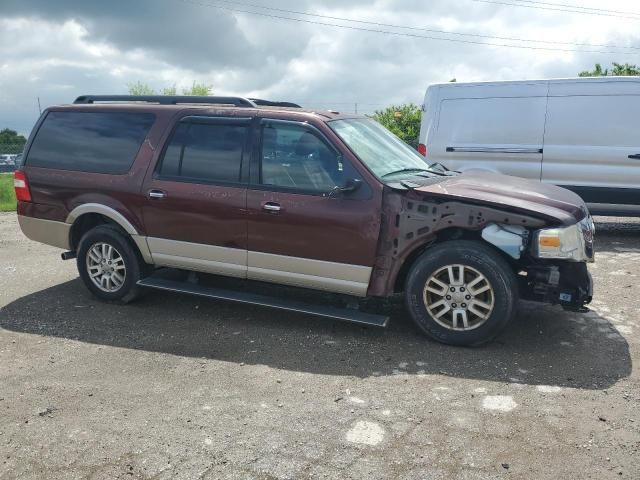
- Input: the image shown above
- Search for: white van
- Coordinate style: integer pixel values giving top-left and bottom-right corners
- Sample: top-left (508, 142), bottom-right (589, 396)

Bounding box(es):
top-left (418, 77), bottom-right (640, 216)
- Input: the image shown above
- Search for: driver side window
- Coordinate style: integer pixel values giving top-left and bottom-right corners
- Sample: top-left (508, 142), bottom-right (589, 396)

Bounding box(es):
top-left (260, 123), bottom-right (343, 192)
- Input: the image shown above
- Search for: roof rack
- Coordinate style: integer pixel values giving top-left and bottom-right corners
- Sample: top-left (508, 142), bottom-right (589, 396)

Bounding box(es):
top-left (249, 98), bottom-right (302, 108)
top-left (73, 95), bottom-right (258, 107)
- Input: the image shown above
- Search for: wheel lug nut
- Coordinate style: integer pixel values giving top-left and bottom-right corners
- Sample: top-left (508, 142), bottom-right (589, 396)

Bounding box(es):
top-left (446, 295), bottom-right (452, 300)
top-left (460, 287), bottom-right (465, 292)
top-left (461, 303), bottom-right (467, 308)
top-left (450, 287), bottom-right (456, 292)
top-left (452, 303), bottom-right (457, 308)
top-left (465, 295), bottom-right (471, 300)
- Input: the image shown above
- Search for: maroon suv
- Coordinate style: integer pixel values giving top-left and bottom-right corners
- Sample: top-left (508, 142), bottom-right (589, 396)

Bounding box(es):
top-left (15, 95), bottom-right (594, 346)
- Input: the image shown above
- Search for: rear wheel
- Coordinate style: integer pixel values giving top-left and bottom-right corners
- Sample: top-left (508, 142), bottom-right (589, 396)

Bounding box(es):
top-left (76, 225), bottom-right (146, 303)
top-left (405, 240), bottom-right (517, 346)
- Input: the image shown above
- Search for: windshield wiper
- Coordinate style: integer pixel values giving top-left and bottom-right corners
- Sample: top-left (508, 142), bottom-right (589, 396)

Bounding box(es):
top-left (381, 167), bottom-right (433, 178)
top-left (429, 162), bottom-right (449, 172)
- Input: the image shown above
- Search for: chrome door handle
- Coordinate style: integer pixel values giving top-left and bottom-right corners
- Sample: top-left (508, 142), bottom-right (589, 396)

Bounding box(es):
top-left (148, 189), bottom-right (166, 199)
top-left (629, 154), bottom-right (640, 160)
top-left (262, 202), bottom-right (281, 212)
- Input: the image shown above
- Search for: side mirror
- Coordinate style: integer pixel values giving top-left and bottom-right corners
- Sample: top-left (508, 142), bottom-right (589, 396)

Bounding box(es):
top-left (328, 178), bottom-right (362, 197)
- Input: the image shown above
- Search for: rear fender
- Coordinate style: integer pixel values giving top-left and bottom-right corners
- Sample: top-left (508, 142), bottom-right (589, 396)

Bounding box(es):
top-left (66, 203), bottom-right (152, 263)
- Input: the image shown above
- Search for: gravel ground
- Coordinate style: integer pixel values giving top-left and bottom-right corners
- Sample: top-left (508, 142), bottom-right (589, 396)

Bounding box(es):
top-left (0, 212), bottom-right (638, 479)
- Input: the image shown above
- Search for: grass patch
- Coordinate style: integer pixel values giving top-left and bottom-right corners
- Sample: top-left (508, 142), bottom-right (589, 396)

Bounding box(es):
top-left (0, 173), bottom-right (16, 212)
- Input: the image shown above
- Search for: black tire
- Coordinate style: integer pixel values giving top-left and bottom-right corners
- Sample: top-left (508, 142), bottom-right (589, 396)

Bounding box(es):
top-left (76, 224), bottom-right (146, 303)
top-left (405, 240), bottom-right (517, 346)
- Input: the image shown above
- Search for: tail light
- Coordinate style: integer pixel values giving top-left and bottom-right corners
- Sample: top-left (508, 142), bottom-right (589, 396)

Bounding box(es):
top-left (14, 170), bottom-right (32, 202)
top-left (417, 143), bottom-right (427, 156)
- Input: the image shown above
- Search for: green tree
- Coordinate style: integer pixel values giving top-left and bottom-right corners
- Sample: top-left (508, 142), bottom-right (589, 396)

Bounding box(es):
top-left (0, 128), bottom-right (27, 146)
top-left (371, 104), bottom-right (422, 149)
top-left (127, 81), bottom-right (156, 95)
top-left (579, 62), bottom-right (639, 77)
top-left (162, 84), bottom-right (177, 96)
top-left (127, 81), bottom-right (214, 96)
top-left (611, 63), bottom-right (640, 75)
top-left (182, 81), bottom-right (213, 96)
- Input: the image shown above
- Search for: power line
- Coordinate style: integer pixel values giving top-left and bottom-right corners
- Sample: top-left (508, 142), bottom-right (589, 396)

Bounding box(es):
top-left (205, 0), bottom-right (640, 50)
top-left (470, 0), bottom-right (640, 19)
top-left (174, 0), bottom-right (639, 55)
top-left (492, 0), bottom-right (640, 17)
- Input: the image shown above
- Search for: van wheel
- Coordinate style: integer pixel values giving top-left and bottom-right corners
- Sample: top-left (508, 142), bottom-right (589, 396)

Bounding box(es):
top-left (405, 240), bottom-right (517, 346)
top-left (76, 225), bottom-right (145, 303)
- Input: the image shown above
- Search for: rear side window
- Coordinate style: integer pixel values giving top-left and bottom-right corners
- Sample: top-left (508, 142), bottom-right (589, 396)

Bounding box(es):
top-left (158, 122), bottom-right (246, 184)
top-left (26, 111), bottom-right (155, 174)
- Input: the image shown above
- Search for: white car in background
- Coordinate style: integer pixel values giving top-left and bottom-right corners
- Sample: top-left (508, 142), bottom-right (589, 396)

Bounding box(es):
top-left (418, 76), bottom-right (640, 216)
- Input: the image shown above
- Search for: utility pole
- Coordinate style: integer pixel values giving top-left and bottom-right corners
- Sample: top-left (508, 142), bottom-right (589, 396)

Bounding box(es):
top-left (37, 97), bottom-right (42, 115)
top-left (354, 103), bottom-right (358, 114)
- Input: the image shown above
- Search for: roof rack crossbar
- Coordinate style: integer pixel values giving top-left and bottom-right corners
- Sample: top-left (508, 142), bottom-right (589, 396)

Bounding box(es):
top-left (73, 95), bottom-right (258, 107)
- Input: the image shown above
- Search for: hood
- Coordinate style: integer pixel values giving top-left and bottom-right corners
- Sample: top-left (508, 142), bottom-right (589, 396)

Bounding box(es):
top-left (412, 171), bottom-right (587, 226)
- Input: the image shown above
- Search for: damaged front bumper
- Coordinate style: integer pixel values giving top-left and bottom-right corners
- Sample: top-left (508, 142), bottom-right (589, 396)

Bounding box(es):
top-left (523, 262), bottom-right (593, 311)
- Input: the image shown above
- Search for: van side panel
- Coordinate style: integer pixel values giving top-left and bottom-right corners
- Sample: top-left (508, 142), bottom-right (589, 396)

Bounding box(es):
top-left (542, 93), bottom-right (640, 212)
top-left (423, 82), bottom-right (548, 180)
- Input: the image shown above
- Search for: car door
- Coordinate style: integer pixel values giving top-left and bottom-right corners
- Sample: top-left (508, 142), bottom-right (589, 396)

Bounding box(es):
top-left (246, 118), bottom-right (380, 296)
top-left (141, 115), bottom-right (251, 278)
top-left (542, 93), bottom-right (640, 211)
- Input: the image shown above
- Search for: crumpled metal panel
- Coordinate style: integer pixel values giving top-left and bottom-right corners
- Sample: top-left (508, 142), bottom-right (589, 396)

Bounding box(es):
top-left (367, 190), bottom-right (547, 297)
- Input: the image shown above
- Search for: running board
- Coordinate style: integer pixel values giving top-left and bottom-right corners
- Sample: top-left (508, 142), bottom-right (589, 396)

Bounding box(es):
top-left (137, 277), bottom-right (389, 328)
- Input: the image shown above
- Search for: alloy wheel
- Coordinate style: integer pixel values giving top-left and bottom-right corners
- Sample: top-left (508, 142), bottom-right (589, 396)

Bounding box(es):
top-left (86, 242), bottom-right (126, 293)
top-left (423, 264), bottom-right (495, 331)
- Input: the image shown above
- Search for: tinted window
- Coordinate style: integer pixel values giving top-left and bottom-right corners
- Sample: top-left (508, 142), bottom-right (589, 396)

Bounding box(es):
top-left (261, 123), bottom-right (343, 192)
top-left (158, 122), bottom-right (245, 183)
top-left (26, 111), bottom-right (155, 174)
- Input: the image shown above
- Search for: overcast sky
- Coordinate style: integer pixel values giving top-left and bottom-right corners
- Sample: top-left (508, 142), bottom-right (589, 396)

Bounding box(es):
top-left (1, 0), bottom-right (639, 135)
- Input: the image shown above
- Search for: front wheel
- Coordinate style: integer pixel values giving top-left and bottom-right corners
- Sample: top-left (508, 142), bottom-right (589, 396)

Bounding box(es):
top-left (76, 225), bottom-right (146, 303)
top-left (405, 240), bottom-right (517, 346)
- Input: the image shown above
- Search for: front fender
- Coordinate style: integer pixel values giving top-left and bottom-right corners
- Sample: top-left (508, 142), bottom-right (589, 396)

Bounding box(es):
top-left (367, 191), bottom-right (546, 297)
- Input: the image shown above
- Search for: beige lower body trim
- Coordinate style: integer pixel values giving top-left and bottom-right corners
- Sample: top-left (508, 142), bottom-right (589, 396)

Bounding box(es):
top-left (18, 215), bottom-right (71, 250)
top-left (131, 235), bottom-right (153, 264)
top-left (16, 218), bottom-right (372, 295)
top-left (146, 237), bottom-right (372, 296)
top-left (247, 251), bottom-right (371, 297)
top-left (147, 237), bottom-right (247, 278)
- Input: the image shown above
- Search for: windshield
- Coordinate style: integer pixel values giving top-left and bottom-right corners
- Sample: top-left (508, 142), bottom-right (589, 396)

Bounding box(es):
top-left (329, 118), bottom-right (433, 179)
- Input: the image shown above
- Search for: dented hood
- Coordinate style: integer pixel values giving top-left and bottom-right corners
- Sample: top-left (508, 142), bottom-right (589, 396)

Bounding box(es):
top-left (413, 171), bottom-right (587, 226)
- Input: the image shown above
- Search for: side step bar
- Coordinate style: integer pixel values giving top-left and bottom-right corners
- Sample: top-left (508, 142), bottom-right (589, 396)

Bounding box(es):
top-left (137, 277), bottom-right (389, 328)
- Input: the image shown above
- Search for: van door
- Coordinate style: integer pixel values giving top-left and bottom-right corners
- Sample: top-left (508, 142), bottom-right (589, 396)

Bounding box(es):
top-left (428, 96), bottom-right (547, 180)
top-left (542, 94), bottom-right (640, 214)
top-left (141, 116), bottom-right (250, 278)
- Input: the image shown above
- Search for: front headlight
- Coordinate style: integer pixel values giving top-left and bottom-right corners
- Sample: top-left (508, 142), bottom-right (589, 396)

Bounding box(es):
top-left (533, 216), bottom-right (595, 262)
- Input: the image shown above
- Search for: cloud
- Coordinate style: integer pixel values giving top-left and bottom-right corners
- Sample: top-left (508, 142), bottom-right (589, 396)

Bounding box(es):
top-left (1, 0), bottom-right (639, 135)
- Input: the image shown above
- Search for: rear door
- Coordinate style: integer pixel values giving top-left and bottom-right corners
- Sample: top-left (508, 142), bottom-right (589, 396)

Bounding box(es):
top-left (428, 95), bottom-right (547, 180)
top-left (245, 118), bottom-right (380, 296)
top-left (141, 115), bottom-right (250, 278)
top-left (542, 93), bottom-right (640, 210)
